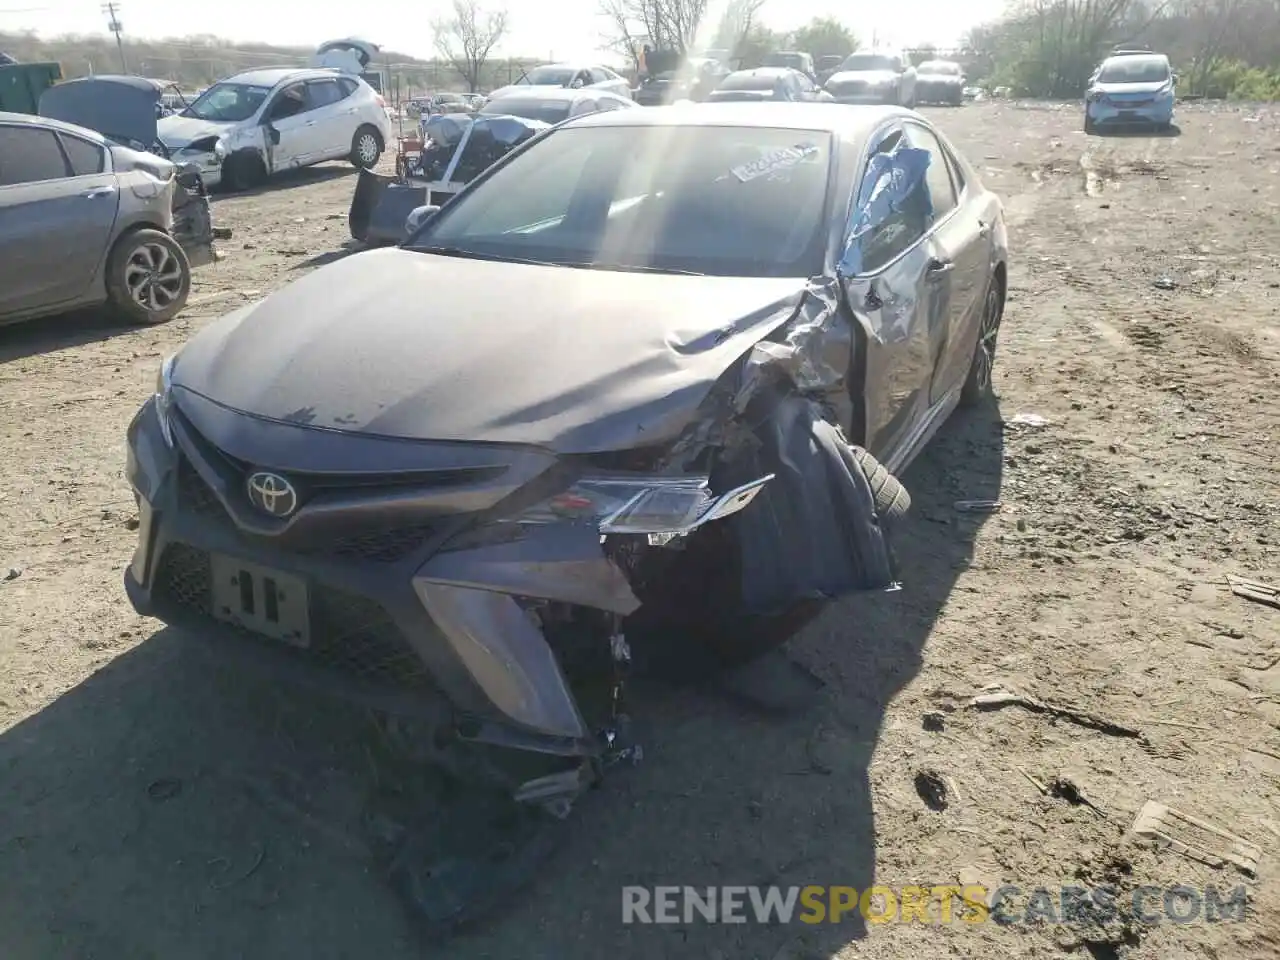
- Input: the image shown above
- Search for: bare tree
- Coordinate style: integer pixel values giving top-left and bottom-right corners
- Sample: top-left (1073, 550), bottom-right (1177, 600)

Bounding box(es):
top-left (433, 0), bottom-right (509, 92)
top-left (598, 0), bottom-right (725, 56)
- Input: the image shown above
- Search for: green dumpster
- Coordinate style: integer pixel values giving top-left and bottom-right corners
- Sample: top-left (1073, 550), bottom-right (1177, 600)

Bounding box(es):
top-left (0, 61), bottom-right (64, 115)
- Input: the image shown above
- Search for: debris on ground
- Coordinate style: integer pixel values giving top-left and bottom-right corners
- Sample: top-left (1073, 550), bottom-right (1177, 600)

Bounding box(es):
top-left (921, 711), bottom-right (946, 732)
top-left (1131, 800), bottom-right (1262, 876)
top-left (1007, 413), bottom-right (1051, 427)
top-left (3, 566), bottom-right (19, 581)
top-left (1227, 575), bottom-right (1280, 610)
top-left (1153, 277), bottom-right (1177, 290)
top-left (953, 499), bottom-right (1002, 513)
top-left (913, 769), bottom-right (949, 811)
top-left (968, 683), bottom-right (1143, 738)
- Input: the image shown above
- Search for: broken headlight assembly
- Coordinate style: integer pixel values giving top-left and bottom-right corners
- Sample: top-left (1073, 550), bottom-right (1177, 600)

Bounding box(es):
top-left (509, 474), bottom-right (775, 544)
top-left (154, 354), bottom-right (176, 447)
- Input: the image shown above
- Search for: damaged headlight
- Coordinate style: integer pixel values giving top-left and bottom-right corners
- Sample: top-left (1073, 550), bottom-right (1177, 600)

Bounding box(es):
top-left (213, 138), bottom-right (228, 160)
top-left (513, 474), bottom-right (775, 542)
top-left (154, 355), bottom-right (176, 447)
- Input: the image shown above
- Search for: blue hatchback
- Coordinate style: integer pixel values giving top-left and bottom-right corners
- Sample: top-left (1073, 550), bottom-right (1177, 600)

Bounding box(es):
top-left (1084, 52), bottom-right (1176, 132)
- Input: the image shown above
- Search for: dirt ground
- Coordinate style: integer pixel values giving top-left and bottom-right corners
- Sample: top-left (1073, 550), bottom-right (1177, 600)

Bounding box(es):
top-left (1, 100), bottom-right (1277, 960)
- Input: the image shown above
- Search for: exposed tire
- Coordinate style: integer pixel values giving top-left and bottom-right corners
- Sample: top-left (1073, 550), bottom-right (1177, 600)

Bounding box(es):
top-left (960, 272), bottom-right (1005, 407)
top-left (848, 445), bottom-right (911, 520)
top-left (1084, 116), bottom-right (1097, 135)
top-left (221, 150), bottom-right (266, 192)
top-left (350, 125), bottom-right (383, 169)
top-left (104, 229), bottom-right (191, 326)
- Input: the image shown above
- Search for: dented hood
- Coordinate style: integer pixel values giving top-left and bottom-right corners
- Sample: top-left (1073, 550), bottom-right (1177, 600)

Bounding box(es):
top-left (172, 248), bottom-right (807, 452)
top-left (158, 114), bottom-right (233, 150)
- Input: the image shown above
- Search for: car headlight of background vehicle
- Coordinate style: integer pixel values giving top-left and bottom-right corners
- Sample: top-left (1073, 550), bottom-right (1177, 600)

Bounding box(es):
top-left (1086, 89), bottom-right (1104, 102)
top-left (155, 355), bottom-right (176, 447)
top-left (499, 474), bottom-right (775, 544)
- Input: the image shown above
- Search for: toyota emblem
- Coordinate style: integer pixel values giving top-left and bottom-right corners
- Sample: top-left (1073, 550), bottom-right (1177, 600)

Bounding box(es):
top-left (246, 471), bottom-right (299, 518)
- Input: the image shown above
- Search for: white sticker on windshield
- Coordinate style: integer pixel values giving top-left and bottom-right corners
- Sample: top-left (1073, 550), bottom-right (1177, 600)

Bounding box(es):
top-left (731, 144), bottom-right (818, 182)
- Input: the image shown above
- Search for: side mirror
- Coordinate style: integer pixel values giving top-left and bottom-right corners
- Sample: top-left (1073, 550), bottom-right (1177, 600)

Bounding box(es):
top-left (266, 125), bottom-right (280, 145)
top-left (405, 203), bottom-right (441, 235)
top-left (1172, 73), bottom-right (1179, 84)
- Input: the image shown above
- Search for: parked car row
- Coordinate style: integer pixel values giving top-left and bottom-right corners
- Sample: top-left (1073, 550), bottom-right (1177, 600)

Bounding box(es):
top-left (635, 51), bottom-right (971, 108)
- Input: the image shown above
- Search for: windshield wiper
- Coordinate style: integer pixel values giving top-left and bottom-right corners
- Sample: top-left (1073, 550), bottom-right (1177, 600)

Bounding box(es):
top-left (579, 262), bottom-right (706, 276)
top-left (413, 245), bottom-right (561, 267)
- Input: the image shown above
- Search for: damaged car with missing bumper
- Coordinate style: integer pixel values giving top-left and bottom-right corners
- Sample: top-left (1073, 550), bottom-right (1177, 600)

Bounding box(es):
top-left (123, 103), bottom-right (1007, 922)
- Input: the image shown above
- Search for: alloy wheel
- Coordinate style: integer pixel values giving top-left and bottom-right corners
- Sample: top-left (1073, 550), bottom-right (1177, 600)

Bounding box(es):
top-left (123, 242), bottom-right (184, 315)
top-left (357, 133), bottom-right (380, 166)
top-left (973, 282), bottom-right (1003, 392)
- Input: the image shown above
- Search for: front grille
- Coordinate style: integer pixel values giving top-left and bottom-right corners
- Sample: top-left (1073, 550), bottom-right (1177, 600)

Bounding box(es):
top-left (175, 458), bottom-right (438, 562)
top-left (154, 544), bottom-right (432, 688)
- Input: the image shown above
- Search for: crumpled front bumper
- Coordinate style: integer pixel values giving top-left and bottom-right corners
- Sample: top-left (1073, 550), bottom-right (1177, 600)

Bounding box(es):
top-left (170, 172), bottom-right (218, 268)
top-left (170, 148), bottom-right (223, 189)
top-left (123, 397), bottom-right (632, 759)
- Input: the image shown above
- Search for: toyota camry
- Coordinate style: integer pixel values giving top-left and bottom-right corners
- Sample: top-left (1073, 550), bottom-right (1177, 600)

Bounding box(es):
top-left (124, 104), bottom-right (1007, 836)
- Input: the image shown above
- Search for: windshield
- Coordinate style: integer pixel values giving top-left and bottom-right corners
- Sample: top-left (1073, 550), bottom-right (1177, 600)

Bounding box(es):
top-left (919, 61), bottom-right (960, 75)
top-left (408, 125), bottom-right (831, 278)
top-left (480, 97), bottom-right (572, 123)
top-left (841, 54), bottom-right (898, 72)
top-left (181, 81), bottom-right (271, 122)
top-left (718, 73), bottom-right (778, 91)
top-left (763, 53), bottom-right (806, 69)
top-left (519, 66), bottom-right (576, 86)
top-left (1096, 56), bottom-right (1170, 84)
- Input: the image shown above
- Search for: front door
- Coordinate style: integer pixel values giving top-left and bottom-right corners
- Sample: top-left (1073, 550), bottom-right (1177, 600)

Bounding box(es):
top-left (0, 124), bottom-right (118, 317)
top-left (261, 82), bottom-right (325, 172)
top-left (837, 127), bottom-right (943, 462)
top-left (904, 121), bottom-right (989, 403)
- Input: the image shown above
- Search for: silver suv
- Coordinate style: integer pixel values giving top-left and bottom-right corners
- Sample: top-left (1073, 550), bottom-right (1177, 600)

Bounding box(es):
top-left (158, 66), bottom-right (394, 191)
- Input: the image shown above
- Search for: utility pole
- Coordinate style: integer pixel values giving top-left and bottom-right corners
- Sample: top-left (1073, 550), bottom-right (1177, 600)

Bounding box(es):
top-left (102, 2), bottom-right (126, 73)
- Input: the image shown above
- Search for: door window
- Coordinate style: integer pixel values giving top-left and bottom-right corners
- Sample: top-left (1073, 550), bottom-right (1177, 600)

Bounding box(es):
top-left (588, 68), bottom-right (610, 84)
top-left (0, 126), bottom-right (69, 186)
top-left (904, 123), bottom-right (958, 219)
top-left (306, 79), bottom-right (345, 109)
top-left (266, 83), bottom-right (309, 121)
top-left (848, 130), bottom-right (932, 273)
top-left (60, 134), bottom-right (106, 176)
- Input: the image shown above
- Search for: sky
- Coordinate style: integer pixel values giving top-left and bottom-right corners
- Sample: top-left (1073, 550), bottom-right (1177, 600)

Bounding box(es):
top-left (0, 0), bottom-right (1009, 62)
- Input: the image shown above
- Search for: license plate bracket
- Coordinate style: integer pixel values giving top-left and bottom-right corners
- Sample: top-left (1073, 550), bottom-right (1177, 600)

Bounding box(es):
top-left (210, 554), bottom-right (310, 648)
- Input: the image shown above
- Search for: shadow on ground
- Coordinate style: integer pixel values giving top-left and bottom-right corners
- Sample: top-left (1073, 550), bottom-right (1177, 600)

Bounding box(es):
top-left (0, 307), bottom-right (125, 365)
top-left (210, 163), bottom-right (357, 203)
top-left (0, 402), bottom-right (1004, 959)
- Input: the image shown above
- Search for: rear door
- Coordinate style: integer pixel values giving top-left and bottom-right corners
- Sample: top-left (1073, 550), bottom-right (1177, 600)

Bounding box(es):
top-left (0, 124), bottom-right (118, 317)
top-left (903, 120), bottom-right (989, 402)
top-left (304, 77), bottom-right (350, 157)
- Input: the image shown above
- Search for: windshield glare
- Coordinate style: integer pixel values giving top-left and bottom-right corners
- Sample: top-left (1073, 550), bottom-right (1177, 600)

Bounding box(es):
top-left (408, 125), bottom-right (831, 278)
top-left (841, 54), bottom-right (898, 72)
top-left (920, 61), bottom-right (960, 75)
top-left (521, 67), bottom-right (575, 86)
top-left (1097, 56), bottom-right (1170, 84)
top-left (480, 98), bottom-right (572, 123)
top-left (181, 82), bottom-right (270, 122)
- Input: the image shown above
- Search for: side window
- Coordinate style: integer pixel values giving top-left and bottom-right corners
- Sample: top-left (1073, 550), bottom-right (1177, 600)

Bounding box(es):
top-left (306, 79), bottom-right (344, 109)
top-left (0, 126), bottom-right (69, 186)
top-left (589, 68), bottom-right (610, 84)
top-left (336, 77), bottom-right (359, 98)
top-left (594, 96), bottom-right (620, 111)
top-left (852, 130), bottom-right (932, 274)
top-left (905, 123), bottom-right (958, 219)
top-left (60, 134), bottom-right (106, 176)
top-left (266, 83), bottom-right (308, 121)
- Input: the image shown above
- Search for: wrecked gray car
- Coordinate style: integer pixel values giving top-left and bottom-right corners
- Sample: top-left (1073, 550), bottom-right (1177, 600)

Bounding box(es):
top-left (123, 102), bottom-right (1007, 924)
top-left (38, 75), bottom-right (219, 268)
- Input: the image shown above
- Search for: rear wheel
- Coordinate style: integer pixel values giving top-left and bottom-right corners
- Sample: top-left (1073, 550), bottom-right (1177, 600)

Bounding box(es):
top-left (350, 125), bottom-right (383, 169)
top-left (104, 229), bottom-right (191, 325)
top-left (959, 273), bottom-right (1004, 407)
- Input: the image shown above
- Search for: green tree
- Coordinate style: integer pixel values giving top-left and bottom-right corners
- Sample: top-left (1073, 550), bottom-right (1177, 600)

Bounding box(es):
top-left (789, 16), bottom-right (857, 60)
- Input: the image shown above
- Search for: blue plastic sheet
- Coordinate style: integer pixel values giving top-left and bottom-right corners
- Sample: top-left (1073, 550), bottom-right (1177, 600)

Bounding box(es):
top-left (837, 141), bottom-right (932, 275)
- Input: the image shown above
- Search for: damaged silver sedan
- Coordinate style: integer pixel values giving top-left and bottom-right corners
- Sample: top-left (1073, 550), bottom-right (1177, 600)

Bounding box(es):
top-left (123, 102), bottom-right (1007, 919)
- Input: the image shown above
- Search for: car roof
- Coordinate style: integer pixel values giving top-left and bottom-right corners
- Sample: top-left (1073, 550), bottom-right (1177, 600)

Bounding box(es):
top-left (563, 101), bottom-right (911, 140)
top-left (490, 87), bottom-right (599, 102)
top-left (0, 109), bottom-right (108, 143)
top-left (222, 67), bottom-right (335, 87)
top-left (1100, 52), bottom-right (1169, 67)
top-left (725, 67), bottom-right (795, 80)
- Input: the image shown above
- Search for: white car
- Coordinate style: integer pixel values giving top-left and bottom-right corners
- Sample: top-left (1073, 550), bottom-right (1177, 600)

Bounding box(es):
top-left (158, 66), bottom-right (394, 191)
top-left (488, 62), bottom-right (632, 101)
top-left (478, 87), bottom-right (636, 124)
